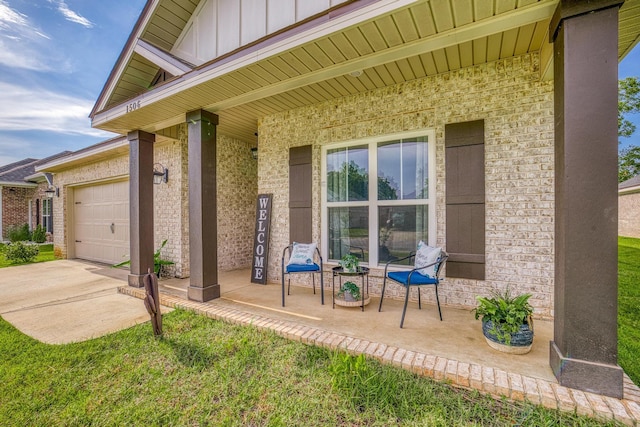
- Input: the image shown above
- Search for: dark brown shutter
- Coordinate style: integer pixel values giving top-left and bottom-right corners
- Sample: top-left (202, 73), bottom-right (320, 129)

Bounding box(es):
top-left (289, 145), bottom-right (312, 243)
top-left (36, 198), bottom-right (40, 226)
top-left (445, 120), bottom-right (485, 280)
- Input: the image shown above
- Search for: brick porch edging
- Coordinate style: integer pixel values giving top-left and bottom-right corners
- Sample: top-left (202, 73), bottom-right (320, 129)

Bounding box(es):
top-left (119, 286), bottom-right (640, 425)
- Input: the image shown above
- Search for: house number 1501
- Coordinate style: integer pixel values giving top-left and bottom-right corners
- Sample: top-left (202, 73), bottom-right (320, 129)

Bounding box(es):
top-left (126, 100), bottom-right (141, 113)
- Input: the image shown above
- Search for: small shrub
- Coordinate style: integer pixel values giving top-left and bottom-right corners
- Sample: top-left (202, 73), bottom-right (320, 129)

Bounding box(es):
top-left (31, 225), bottom-right (47, 243)
top-left (7, 224), bottom-right (31, 242)
top-left (5, 241), bottom-right (40, 264)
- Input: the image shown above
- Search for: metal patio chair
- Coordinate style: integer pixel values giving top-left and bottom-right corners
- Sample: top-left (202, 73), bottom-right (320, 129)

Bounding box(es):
top-left (281, 243), bottom-right (324, 307)
top-left (378, 250), bottom-right (448, 328)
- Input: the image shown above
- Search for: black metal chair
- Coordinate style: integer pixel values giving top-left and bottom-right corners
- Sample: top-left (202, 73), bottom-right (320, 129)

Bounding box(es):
top-left (378, 251), bottom-right (448, 328)
top-left (281, 244), bottom-right (324, 307)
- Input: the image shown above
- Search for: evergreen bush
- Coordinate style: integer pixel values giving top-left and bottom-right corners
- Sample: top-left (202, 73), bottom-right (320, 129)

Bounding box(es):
top-left (7, 224), bottom-right (31, 242)
top-left (5, 241), bottom-right (40, 264)
top-left (31, 225), bottom-right (47, 243)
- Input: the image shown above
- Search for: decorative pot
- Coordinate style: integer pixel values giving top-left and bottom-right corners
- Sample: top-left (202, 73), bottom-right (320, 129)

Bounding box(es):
top-left (344, 291), bottom-right (356, 302)
top-left (481, 319), bottom-right (533, 355)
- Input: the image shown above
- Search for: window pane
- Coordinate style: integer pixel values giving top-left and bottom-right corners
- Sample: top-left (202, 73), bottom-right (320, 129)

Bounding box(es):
top-left (378, 205), bottom-right (428, 265)
top-left (327, 145), bottom-right (368, 202)
top-left (328, 206), bottom-right (369, 262)
top-left (378, 137), bottom-right (429, 200)
top-left (377, 140), bottom-right (400, 200)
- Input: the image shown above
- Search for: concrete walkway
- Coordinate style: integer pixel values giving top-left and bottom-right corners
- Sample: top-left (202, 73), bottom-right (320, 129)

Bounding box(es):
top-left (0, 260), bottom-right (169, 344)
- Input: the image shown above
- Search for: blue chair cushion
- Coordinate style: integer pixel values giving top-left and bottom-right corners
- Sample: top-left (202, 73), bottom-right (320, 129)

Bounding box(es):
top-left (286, 263), bottom-right (320, 273)
top-left (388, 271), bottom-right (437, 285)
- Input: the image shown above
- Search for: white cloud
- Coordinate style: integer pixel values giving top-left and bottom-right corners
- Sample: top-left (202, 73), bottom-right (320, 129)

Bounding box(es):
top-left (51, 0), bottom-right (93, 28)
top-left (0, 0), bottom-right (27, 27)
top-left (0, 81), bottom-right (109, 138)
top-left (0, 0), bottom-right (49, 39)
top-left (0, 1), bottom-right (54, 70)
top-left (0, 38), bottom-right (50, 70)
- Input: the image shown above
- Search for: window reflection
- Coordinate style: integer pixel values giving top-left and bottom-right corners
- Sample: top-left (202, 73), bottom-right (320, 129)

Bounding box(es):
top-left (328, 206), bottom-right (369, 262)
top-left (378, 206), bottom-right (428, 265)
top-left (327, 145), bottom-right (368, 202)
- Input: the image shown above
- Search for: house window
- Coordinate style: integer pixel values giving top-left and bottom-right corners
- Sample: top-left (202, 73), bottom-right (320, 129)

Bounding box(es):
top-left (322, 130), bottom-right (436, 267)
top-left (42, 198), bottom-right (52, 233)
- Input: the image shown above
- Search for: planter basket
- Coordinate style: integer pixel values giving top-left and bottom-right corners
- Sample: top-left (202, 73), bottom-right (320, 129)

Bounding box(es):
top-left (334, 292), bottom-right (371, 307)
top-left (482, 319), bottom-right (534, 355)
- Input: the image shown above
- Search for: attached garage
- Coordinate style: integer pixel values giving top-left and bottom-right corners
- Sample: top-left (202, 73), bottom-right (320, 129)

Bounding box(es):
top-left (73, 180), bottom-right (129, 265)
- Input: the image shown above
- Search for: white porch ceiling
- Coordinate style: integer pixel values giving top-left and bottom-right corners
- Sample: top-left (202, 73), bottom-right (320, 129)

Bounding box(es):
top-left (93, 0), bottom-right (640, 143)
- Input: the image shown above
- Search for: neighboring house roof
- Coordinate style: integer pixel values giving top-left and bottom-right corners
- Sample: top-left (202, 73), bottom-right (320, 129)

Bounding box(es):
top-left (0, 152), bottom-right (72, 187)
top-left (619, 175), bottom-right (640, 195)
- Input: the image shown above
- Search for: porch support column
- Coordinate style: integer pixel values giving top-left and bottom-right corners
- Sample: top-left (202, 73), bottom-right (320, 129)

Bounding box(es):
top-left (127, 130), bottom-right (155, 288)
top-left (549, 0), bottom-right (624, 398)
top-left (186, 109), bottom-right (220, 302)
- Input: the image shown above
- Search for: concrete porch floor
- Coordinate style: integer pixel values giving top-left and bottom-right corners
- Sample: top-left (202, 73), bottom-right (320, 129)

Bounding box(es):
top-left (119, 268), bottom-right (640, 425)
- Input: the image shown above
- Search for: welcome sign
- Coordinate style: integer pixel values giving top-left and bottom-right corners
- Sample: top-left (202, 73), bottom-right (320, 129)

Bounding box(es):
top-left (251, 194), bottom-right (272, 284)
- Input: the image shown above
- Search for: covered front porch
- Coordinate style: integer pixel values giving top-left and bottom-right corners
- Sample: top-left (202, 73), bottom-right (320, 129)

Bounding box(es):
top-left (119, 270), bottom-right (640, 423)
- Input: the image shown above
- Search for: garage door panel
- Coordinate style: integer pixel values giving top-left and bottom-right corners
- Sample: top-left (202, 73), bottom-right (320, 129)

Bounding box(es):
top-left (74, 181), bottom-right (129, 265)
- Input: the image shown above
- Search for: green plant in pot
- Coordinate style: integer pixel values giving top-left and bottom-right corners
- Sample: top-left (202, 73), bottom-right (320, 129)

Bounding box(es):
top-left (339, 254), bottom-right (359, 273)
top-left (474, 288), bottom-right (534, 354)
top-left (337, 281), bottom-right (361, 302)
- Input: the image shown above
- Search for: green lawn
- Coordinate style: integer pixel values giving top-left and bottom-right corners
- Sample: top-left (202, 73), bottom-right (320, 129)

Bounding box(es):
top-left (618, 236), bottom-right (640, 385)
top-left (0, 243), bottom-right (55, 268)
top-left (0, 310), bottom-right (617, 426)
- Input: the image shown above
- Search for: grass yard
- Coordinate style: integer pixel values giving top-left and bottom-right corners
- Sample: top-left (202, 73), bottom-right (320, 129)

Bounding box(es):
top-left (0, 243), bottom-right (55, 268)
top-left (0, 310), bottom-right (618, 426)
top-left (618, 236), bottom-right (640, 386)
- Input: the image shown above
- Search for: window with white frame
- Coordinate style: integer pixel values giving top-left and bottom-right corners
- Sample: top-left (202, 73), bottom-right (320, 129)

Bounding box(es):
top-left (42, 198), bottom-right (52, 233)
top-left (322, 130), bottom-right (436, 267)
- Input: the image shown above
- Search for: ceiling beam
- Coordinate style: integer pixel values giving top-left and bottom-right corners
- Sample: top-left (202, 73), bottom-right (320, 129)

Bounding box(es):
top-left (134, 39), bottom-right (193, 76)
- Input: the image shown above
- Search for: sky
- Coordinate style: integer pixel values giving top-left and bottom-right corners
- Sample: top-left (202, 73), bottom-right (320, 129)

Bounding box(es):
top-left (0, 0), bottom-right (639, 166)
top-left (0, 0), bottom-right (145, 166)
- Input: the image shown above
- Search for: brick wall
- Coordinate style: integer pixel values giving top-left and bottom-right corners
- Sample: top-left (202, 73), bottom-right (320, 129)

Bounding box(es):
top-left (258, 53), bottom-right (555, 318)
top-left (50, 128), bottom-right (257, 277)
top-left (619, 191), bottom-right (640, 238)
top-left (1, 186), bottom-right (35, 239)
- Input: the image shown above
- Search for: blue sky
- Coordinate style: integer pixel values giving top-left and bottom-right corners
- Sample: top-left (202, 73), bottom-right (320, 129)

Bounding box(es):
top-left (0, 0), bottom-right (639, 166)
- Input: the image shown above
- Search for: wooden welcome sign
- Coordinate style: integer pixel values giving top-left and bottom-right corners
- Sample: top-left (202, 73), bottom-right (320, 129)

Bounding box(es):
top-left (251, 194), bottom-right (272, 284)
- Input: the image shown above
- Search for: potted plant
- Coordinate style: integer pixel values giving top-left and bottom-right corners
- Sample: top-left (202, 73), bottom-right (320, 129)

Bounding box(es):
top-left (339, 254), bottom-right (359, 273)
top-left (337, 281), bottom-right (361, 302)
top-left (474, 289), bottom-right (534, 354)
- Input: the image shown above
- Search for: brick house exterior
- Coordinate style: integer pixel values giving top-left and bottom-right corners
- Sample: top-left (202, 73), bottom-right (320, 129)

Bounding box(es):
top-left (0, 155), bottom-right (69, 241)
top-left (34, 0), bottom-right (640, 397)
top-left (38, 133), bottom-right (257, 276)
top-left (619, 175), bottom-right (640, 238)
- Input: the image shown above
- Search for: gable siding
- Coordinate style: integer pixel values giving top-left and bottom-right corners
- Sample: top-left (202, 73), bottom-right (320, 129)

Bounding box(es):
top-left (172, 0), bottom-right (350, 64)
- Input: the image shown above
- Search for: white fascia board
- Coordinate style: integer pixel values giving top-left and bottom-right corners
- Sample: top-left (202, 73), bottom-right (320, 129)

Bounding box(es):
top-left (23, 172), bottom-right (48, 183)
top-left (134, 39), bottom-right (193, 76)
top-left (0, 181), bottom-right (37, 188)
top-left (619, 185), bottom-right (640, 195)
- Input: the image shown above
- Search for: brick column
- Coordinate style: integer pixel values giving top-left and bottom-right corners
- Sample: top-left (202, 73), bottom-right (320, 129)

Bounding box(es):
top-left (127, 130), bottom-right (155, 288)
top-left (187, 109), bottom-right (220, 302)
top-left (549, 0), bottom-right (624, 398)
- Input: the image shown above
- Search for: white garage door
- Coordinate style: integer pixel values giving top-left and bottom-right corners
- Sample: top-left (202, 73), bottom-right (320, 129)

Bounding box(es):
top-left (74, 181), bottom-right (129, 265)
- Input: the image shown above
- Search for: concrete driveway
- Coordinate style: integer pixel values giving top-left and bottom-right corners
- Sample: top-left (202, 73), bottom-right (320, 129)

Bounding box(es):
top-left (0, 259), bottom-right (166, 344)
